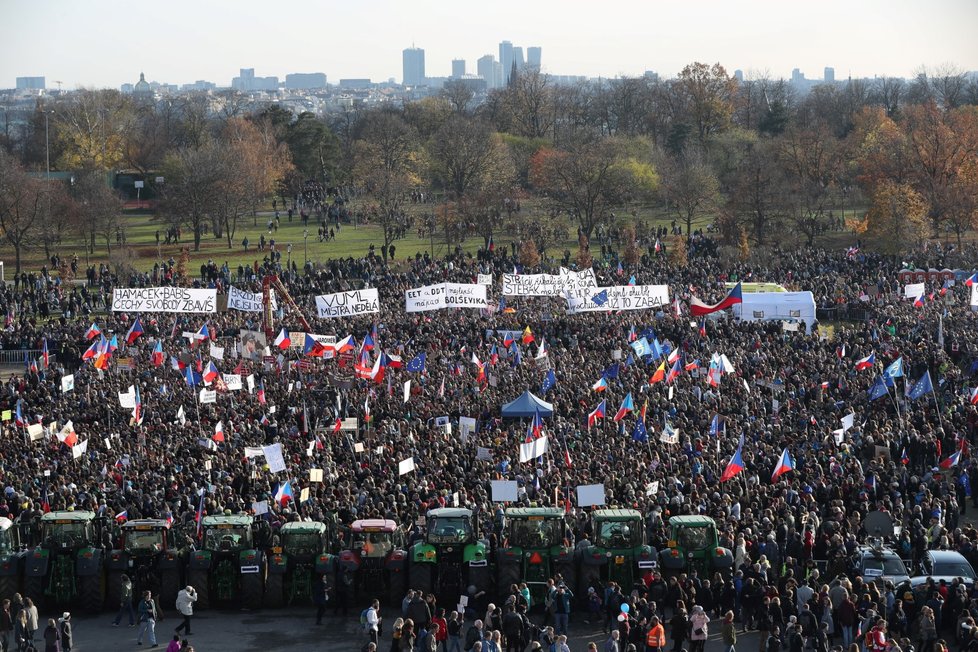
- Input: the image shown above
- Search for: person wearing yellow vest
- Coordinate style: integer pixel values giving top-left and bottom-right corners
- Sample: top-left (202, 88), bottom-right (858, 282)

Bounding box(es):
top-left (646, 615), bottom-right (666, 652)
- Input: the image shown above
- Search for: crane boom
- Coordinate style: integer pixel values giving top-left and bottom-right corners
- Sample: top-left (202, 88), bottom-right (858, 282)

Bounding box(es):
top-left (262, 274), bottom-right (312, 339)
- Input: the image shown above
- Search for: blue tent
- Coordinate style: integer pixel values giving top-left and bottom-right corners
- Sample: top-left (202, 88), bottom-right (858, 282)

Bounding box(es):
top-left (501, 391), bottom-right (554, 418)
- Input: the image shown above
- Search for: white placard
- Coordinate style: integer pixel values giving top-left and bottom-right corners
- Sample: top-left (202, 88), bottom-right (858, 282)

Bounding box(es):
top-left (27, 423), bottom-right (44, 440)
top-left (405, 283), bottom-right (488, 312)
top-left (519, 436), bottom-right (549, 463)
top-left (263, 443), bottom-right (287, 473)
top-left (118, 386), bottom-right (136, 408)
top-left (841, 413), bottom-right (855, 432)
top-left (660, 429), bottom-right (679, 444)
top-left (645, 481), bottom-right (660, 496)
top-left (210, 344), bottom-right (224, 360)
top-left (61, 374), bottom-right (74, 393)
top-left (566, 285), bottom-right (670, 314)
top-left (103, 437), bottom-right (112, 450)
top-left (477, 274), bottom-right (493, 286)
top-left (576, 483), bottom-right (606, 507)
top-left (228, 286), bottom-right (276, 312)
top-left (971, 283), bottom-right (978, 307)
top-left (398, 457), bottom-right (416, 475)
top-left (252, 500), bottom-right (269, 515)
top-left (315, 288), bottom-right (380, 318)
top-left (354, 442), bottom-right (365, 453)
top-left (309, 468), bottom-right (324, 482)
top-left (223, 374), bottom-right (242, 390)
top-left (459, 417), bottom-right (477, 441)
top-left (502, 268), bottom-right (597, 296)
top-left (247, 374), bottom-right (255, 392)
top-left (491, 480), bottom-right (519, 502)
top-left (403, 380), bottom-right (411, 404)
top-left (244, 447), bottom-right (264, 459)
top-left (112, 287), bottom-right (216, 313)
top-left (199, 389), bottom-right (217, 404)
top-left (476, 447), bottom-right (492, 461)
top-left (72, 439), bottom-right (88, 459)
top-left (904, 282), bottom-right (926, 299)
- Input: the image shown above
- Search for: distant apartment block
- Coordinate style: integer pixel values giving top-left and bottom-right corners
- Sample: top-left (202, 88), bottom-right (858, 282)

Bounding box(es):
top-left (286, 72), bottom-right (328, 90)
top-left (451, 59), bottom-right (466, 78)
top-left (232, 68), bottom-right (279, 91)
top-left (403, 47), bottom-right (425, 86)
top-left (16, 77), bottom-right (45, 90)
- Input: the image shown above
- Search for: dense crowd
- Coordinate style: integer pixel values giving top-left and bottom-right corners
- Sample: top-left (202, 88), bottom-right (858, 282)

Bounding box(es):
top-left (2, 235), bottom-right (978, 652)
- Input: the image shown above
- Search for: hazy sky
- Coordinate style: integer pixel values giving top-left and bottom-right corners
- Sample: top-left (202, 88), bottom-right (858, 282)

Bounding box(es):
top-left (3, 0), bottom-right (977, 89)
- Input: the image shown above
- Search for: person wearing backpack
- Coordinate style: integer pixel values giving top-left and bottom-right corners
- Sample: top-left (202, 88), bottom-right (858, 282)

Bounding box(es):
top-left (363, 599), bottom-right (381, 647)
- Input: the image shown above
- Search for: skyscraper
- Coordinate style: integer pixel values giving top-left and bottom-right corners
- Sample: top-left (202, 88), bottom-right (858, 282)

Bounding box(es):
top-left (499, 41), bottom-right (513, 86)
top-left (512, 46), bottom-right (525, 73)
top-left (403, 47), bottom-right (425, 86)
top-left (452, 59), bottom-right (466, 78)
top-left (824, 67), bottom-right (835, 83)
top-left (478, 54), bottom-right (498, 89)
top-left (527, 47), bottom-right (541, 71)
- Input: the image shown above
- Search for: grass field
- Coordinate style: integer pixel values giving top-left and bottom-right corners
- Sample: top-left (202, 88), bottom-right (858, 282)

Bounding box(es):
top-left (1, 197), bottom-right (868, 277)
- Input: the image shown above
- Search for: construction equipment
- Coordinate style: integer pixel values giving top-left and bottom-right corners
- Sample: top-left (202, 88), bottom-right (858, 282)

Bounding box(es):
top-left (262, 274), bottom-right (312, 339)
top-left (339, 519), bottom-right (407, 604)
top-left (264, 521), bottom-right (336, 608)
top-left (409, 508), bottom-right (491, 604)
top-left (0, 517), bottom-right (25, 603)
top-left (576, 508), bottom-right (655, 596)
top-left (187, 514), bottom-right (271, 610)
top-left (106, 519), bottom-right (185, 611)
top-left (23, 511), bottom-right (107, 612)
top-left (658, 515), bottom-right (733, 576)
top-left (496, 507), bottom-right (573, 605)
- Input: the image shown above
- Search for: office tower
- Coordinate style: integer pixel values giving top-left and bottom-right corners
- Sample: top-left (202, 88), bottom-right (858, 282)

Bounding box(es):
top-left (733, 69), bottom-right (744, 82)
top-left (824, 67), bottom-right (835, 83)
top-left (452, 59), bottom-right (466, 78)
top-left (16, 77), bottom-right (45, 90)
top-left (499, 40), bottom-right (513, 85)
top-left (791, 68), bottom-right (804, 84)
top-left (477, 54), bottom-right (497, 88)
top-left (512, 46), bottom-right (525, 72)
top-left (403, 47), bottom-right (426, 86)
top-left (527, 47), bottom-right (541, 71)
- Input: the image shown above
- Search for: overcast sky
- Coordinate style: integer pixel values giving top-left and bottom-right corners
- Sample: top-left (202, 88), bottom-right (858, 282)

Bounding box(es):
top-left (3, 0), bottom-right (977, 89)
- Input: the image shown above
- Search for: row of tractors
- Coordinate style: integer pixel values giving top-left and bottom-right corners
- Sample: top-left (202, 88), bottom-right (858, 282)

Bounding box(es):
top-left (0, 507), bottom-right (733, 613)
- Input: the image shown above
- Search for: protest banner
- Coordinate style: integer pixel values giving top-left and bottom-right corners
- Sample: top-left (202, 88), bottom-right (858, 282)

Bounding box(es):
top-left (227, 286), bottom-right (276, 312)
top-left (477, 274), bottom-right (493, 286)
top-left (491, 480), bottom-right (518, 502)
top-left (262, 443), bottom-right (287, 473)
top-left (405, 283), bottom-right (488, 311)
top-left (398, 457), bottom-right (416, 475)
top-left (222, 374), bottom-right (242, 391)
top-left (565, 285), bottom-right (670, 314)
top-left (61, 374), bottom-right (74, 393)
top-left (112, 287), bottom-right (216, 313)
top-left (576, 483), bottom-right (606, 507)
top-left (315, 288), bottom-right (380, 318)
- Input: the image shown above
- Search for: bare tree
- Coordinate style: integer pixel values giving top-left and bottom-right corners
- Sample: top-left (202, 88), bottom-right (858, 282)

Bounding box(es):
top-left (0, 151), bottom-right (45, 273)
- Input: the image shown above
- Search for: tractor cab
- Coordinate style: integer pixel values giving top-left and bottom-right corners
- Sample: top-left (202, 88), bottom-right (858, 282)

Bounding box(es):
top-left (409, 509), bottom-right (489, 605)
top-left (188, 515), bottom-right (270, 609)
top-left (497, 508), bottom-right (574, 605)
top-left (107, 520), bottom-right (184, 608)
top-left (25, 511), bottom-right (106, 612)
top-left (341, 519), bottom-right (408, 604)
top-left (658, 515), bottom-right (732, 576)
top-left (348, 520), bottom-right (403, 560)
top-left (577, 509), bottom-right (655, 598)
top-left (265, 521), bottom-right (336, 608)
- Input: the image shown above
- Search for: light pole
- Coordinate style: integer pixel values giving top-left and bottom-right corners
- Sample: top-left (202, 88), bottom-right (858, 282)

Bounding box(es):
top-left (287, 243), bottom-right (293, 270)
top-left (303, 229), bottom-right (308, 266)
top-left (44, 110), bottom-right (51, 180)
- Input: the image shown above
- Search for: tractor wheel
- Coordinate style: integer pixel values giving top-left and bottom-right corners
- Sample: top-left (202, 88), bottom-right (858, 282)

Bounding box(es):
top-left (577, 564), bottom-right (601, 601)
top-left (0, 575), bottom-right (17, 604)
top-left (105, 570), bottom-right (122, 614)
top-left (79, 573), bottom-right (105, 614)
top-left (241, 571), bottom-right (263, 610)
top-left (263, 573), bottom-right (284, 609)
top-left (388, 565), bottom-right (407, 606)
top-left (160, 569), bottom-right (180, 608)
top-left (188, 570), bottom-right (209, 610)
top-left (407, 561), bottom-right (433, 595)
top-left (24, 575), bottom-right (45, 610)
top-left (496, 561), bottom-right (520, 597)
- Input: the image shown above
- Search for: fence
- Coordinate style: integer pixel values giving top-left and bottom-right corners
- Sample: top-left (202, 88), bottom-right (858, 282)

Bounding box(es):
top-left (0, 349), bottom-right (42, 365)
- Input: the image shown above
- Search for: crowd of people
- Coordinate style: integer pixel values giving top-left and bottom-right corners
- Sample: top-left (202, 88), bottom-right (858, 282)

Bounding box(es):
top-left (2, 233), bottom-right (978, 652)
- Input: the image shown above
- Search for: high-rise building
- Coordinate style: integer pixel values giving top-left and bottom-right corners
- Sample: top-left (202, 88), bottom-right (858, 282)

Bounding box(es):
top-left (512, 46), bottom-right (525, 73)
top-left (824, 67), bottom-right (835, 83)
top-left (16, 77), bottom-right (45, 90)
top-left (403, 47), bottom-right (425, 86)
top-left (286, 72), bottom-right (327, 89)
top-left (477, 54), bottom-right (498, 89)
top-left (499, 41), bottom-right (514, 85)
top-left (733, 69), bottom-right (744, 83)
top-left (527, 47), bottom-right (541, 71)
top-left (451, 59), bottom-right (466, 78)
top-left (791, 68), bottom-right (805, 84)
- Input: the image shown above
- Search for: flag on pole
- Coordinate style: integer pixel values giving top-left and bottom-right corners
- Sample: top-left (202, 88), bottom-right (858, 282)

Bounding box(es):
top-left (908, 370), bottom-right (934, 400)
top-left (125, 317), bottom-right (145, 344)
top-left (854, 352), bottom-right (876, 371)
top-left (406, 353), bottom-right (427, 373)
top-left (86, 322), bottom-right (101, 340)
top-left (771, 448), bottom-right (795, 481)
top-left (213, 421), bottom-right (225, 442)
top-left (613, 393), bottom-right (634, 422)
top-left (541, 369), bottom-right (557, 395)
top-left (274, 328), bottom-right (291, 350)
top-left (631, 417), bottom-right (648, 443)
top-left (649, 361), bottom-right (666, 384)
top-left (690, 283), bottom-right (743, 317)
top-left (274, 481), bottom-right (294, 506)
top-left (151, 341), bottom-right (164, 367)
top-left (587, 400), bottom-right (606, 428)
top-left (592, 376), bottom-right (609, 392)
top-left (721, 436), bottom-right (746, 482)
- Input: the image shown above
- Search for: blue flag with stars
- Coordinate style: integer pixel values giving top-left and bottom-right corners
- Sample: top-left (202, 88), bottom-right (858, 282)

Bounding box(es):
top-left (541, 369), bottom-right (556, 395)
top-left (406, 352), bottom-right (427, 373)
top-left (908, 370), bottom-right (933, 400)
top-left (631, 418), bottom-right (648, 443)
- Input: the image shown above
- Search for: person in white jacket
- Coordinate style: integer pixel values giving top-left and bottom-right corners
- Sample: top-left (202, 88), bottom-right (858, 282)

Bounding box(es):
top-left (174, 586), bottom-right (197, 636)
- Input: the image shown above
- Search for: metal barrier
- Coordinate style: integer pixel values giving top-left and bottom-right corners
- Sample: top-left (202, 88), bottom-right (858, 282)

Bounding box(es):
top-left (0, 349), bottom-right (41, 365)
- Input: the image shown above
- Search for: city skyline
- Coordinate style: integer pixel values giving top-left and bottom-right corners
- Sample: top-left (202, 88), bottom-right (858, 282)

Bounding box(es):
top-left (3, 0), bottom-right (977, 89)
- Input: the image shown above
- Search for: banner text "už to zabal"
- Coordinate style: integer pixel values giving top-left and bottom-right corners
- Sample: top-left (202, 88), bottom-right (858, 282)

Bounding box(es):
top-left (112, 288), bottom-right (217, 313)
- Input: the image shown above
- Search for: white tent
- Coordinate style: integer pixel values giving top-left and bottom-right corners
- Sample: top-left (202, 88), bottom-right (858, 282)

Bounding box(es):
top-left (732, 291), bottom-right (817, 333)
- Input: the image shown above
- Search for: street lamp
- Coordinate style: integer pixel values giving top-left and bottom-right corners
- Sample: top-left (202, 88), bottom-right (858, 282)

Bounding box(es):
top-left (303, 229), bottom-right (308, 266)
top-left (287, 243), bottom-right (293, 270)
top-left (44, 110), bottom-right (51, 180)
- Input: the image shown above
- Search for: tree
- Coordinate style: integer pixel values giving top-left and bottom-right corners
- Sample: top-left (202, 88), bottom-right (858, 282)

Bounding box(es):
top-left (441, 80), bottom-right (475, 115)
top-left (72, 166), bottom-right (122, 255)
top-left (865, 181), bottom-right (928, 254)
top-left (725, 139), bottom-right (789, 245)
top-left (285, 113), bottom-right (341, 186)
top-left (622, 225), bottom-right (641, 266)
top-left (658, 155), bottom-right (720, 236)
top-left (779, 124), bottom-right (843, 246)
top-left (502, 69), bottom-right (555, 139)
top-left (673, 62), bottom-right (736, 143)
top-left (519, 238), bottom-right (540, 268)
top-left (160, 143), bottom-right (225, 251)
top-left (427, 116), bottom-right (510, 202)
top-left (0, 151), bottom-right (45, 273)
top-left (529, 137), bottom-right (634, 239)
top-left (55, 89), bottom-right (134, 170)
top-left (668, 235), bottom-right (688, 268)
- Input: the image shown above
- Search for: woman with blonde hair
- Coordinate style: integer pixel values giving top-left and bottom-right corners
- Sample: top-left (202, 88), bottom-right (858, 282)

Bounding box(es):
top-left (390, 617), bottom-right (404, 652)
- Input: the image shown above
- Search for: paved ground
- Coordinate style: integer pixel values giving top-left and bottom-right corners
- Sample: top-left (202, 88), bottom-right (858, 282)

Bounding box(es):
top-left (36, 607), bottom-right (754, 651)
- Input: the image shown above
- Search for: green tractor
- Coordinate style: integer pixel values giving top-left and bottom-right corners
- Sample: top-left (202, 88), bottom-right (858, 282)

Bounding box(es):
top-left (188, 514), bottom-right (271, 610)
top-left (106, 519), bottom-right (185, 610)
top-left (339, 519), bottom-right (407, 605)
top-left (264, 521), bottom-right (336, 608)
top-left (658, 515), bottom-right (733, 576)
top-left (576, 509), bottom-right (655, 596)
top-left (23, 511), bottom-right (107, 613)
top-left (0, 517), bottom-right (25, 603)
top-left (496, 507), bottom-right (574, 605)
top-left (409, 508), bottom-right (490, 604)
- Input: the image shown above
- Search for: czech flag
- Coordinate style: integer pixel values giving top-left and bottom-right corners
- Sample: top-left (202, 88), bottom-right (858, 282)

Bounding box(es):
top-left (685, 359), bottom-right (700, 372)
top-left (304, 333), bottom-right (328, 357)
top-left (592, 376), bottom-right (609, 392)
top-left (335, 335), bottom-right (356, 354)
top-left (965, 273), bottom-right (978, 287)
top-left (126, 317), bottom-right (145, 344)
top-left (913, 294), bottom-right (925, 308)
top-left (854, 352), bottom-right (875, 371)
top-left (203, 361), bottom-right (220, 383)
top-left (649, 361), bottom-right (666, 384)
top-left (274, 480), bottom-right (294, 506)
top-left (690, 282), bottom-right (743, 317)
top-left (82, 341), bottom-right (98, 360)
top-left (274, 328), bottom-right (291, 350)
top-left (901, 448), bottom-right (910, 465)
top-left (108, 335), bottom-right (119, 353)
top-left (940, 439), bottom-right (966, 469)
top-left (115, 511), bottom-right (128, 523)
top-left (212, 421), bottom-right (225, 442)
top-left (151, 341), bottom-right (164, 367)
top-left (771, 447), bottom-right (795, 482)
top-left (613, 393), bottom-right (634, 422)
top-left (721, 439), bottom-right (746, 482)
top-left (969, 387), bottom-right (978, 405)
top-left (14, 401), bottom-right (25, 427)
top-left (587, 400), bottom-right (606, 428)
top-left (192, 323), bottom-right (209, 348)
top-left (86, 322), bottom-right (101, 340)
top-left (362, 330), bottom-right (375, 351)
top-left (527, 409), bottom-right (545, 441)
top-left (132, 386), bottom-right (142, 425)
top-left (665, 359), bottom-right (682, 384)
